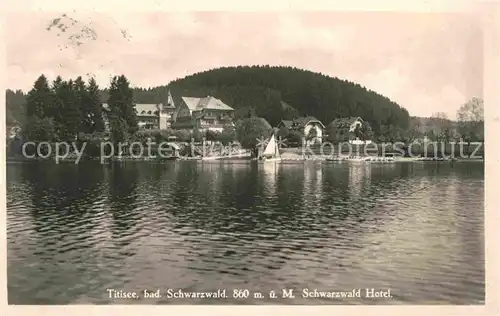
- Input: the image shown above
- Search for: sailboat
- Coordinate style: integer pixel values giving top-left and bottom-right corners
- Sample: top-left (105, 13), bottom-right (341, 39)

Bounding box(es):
top-left (258, 134), bottom-right (281, 162)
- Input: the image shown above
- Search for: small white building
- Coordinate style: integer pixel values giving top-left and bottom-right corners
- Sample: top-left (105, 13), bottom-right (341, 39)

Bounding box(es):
top-left (349, 139), bottom-right (373, 145)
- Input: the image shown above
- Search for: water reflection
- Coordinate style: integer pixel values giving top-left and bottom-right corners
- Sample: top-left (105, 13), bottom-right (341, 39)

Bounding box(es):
top-left (6, 161), bottom-right (485, 304)
top-left (348, 163), bottom-right (371, 197)
top-left (108, 163), bottom-right (140, 253)
top-left (259, 161), bottom-right (279, 197)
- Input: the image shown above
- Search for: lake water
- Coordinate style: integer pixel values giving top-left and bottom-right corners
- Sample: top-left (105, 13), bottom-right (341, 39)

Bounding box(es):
top-left (6, 161), bottom-right (485, 305)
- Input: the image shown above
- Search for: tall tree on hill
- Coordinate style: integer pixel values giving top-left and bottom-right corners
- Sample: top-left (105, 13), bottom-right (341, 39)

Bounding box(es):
top-left (74, 76), bottom-right (93, 134)
top-left (87, 77), bottom-right (105, 133)
top-left (109, 117), bottom-right (129, 146)
top-left (108, 75), bottom-right (138, 135)
top-left (71, 76), bottom-right (105, 134)
top-left (25, 74), bottom-right (53, 119)
top-left (50, 76), bottom-right (64, 124)
top-left (56, 79), bottom-right (81, 141)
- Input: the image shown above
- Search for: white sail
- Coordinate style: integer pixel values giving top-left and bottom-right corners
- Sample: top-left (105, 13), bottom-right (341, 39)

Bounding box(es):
top-left (262, 134), bottom-right (277, 156)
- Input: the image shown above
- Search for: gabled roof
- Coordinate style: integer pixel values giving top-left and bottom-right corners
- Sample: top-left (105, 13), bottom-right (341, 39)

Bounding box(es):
top-left (197, 96), bottom-right (234, 111)
top-left (102, 103), bottom-right (159, 117)
top-left (279, 120), bottom-right (294, 129)
top-left (296, 116), bottom-right (325, 128)
top-left (169, 87), bottom-right (234, 112)
top-left (181, 97), bottom-right (202, 111)
top-left (180, 96), bottom-right (234, 112)
top-left (136, 103), bottom-right (159, 116)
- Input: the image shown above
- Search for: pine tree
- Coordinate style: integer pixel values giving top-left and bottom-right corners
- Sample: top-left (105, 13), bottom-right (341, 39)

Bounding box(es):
top-left (50, 76), bottom-right (64, 138)
top-left (25, 74), bottom-right (53, 119)
top-left (87, 77), bottom-right (105, 132)
top-left (108, 75), bottom-right (138, 135)
top-left (74, 76), bottom-right (92, 134)
top-left (54, 79), bottom-right (81, 141)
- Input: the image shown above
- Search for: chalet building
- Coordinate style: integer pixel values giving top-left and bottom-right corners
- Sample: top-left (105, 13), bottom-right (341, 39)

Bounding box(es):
top-left (277, 116), bottom-right (325, 144)
top-left (102, 103), bottom-right (175, 130)
top-left (135, 103), bottom-right (160, 129)
top-left (101, 90), bottom-right (234, 133)
top-left (328, 116), bottom-right (372, 144)
top-left (168, 91), bottom-right (235, 133)
top-left (135, 103), bottom-right (176, 129)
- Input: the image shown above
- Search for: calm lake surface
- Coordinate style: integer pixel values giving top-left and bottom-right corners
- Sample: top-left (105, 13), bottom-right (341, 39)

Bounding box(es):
top-left (7, 161), bottom-right (484, 305)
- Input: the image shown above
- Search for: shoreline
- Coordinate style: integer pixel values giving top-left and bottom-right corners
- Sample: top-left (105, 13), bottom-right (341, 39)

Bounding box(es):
top-left (6, 155), bottom-right (485, 164)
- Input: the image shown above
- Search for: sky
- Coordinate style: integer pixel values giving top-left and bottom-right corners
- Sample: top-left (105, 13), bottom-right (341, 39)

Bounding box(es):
top-left (3, 5), bottom-right (485, 119)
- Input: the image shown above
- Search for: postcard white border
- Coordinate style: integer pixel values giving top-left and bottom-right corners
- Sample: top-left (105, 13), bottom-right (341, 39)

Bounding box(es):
top-left (1, 0), bottom-right (499, 315)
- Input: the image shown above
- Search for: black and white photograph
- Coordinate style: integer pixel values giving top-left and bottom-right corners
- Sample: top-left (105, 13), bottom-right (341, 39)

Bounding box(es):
top-left (2, 0), bottom-right (498, 313)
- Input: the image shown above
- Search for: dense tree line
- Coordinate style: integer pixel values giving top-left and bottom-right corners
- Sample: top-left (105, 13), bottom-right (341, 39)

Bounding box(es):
top-left (20, 75), bottom-right (106, 144)
top-left (6, 74), bottom-right (139, 158)
top-left (6, 67), bottom-right (484, 157)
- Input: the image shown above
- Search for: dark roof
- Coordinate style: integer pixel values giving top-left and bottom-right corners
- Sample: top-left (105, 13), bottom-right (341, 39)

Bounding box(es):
top-left (168, 88), bottom-right (233, 112)
top-left (168, 87), bottom-right (189, 111)
top-left (330, 117), bottom-right (363, 127)
top-left (279, 116), bottom-right (325, 129)
top-left (195, 96), bottom-right (233, 111)
top-left (279, 120), bottom-right (294, 129)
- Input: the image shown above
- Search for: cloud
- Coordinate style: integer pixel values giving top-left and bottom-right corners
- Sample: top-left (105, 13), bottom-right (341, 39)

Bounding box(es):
top-left (4, 11), bottom-right (482, 118)
top-left (276, 14), bottom-right (350, 52)
top-left (361, 68), bottom-right (409, 100)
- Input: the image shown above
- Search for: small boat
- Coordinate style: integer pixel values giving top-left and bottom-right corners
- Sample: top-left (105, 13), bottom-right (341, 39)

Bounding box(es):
top-left (258, 134), bottom-right (281, 163)
top-left (201, 155), bottom-right (222, 160)
top-left (367, 156), bottom-right (395, 162)
top-left (345, 156), bottom-right (371, 162)
top-left (416, 157), bottom-right (450, 162)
